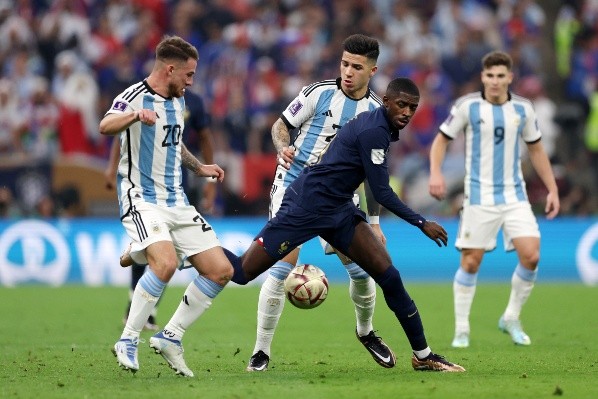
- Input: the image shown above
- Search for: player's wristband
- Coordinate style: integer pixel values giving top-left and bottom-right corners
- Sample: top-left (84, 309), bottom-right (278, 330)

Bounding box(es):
top-left (368, 216), bottom-right (380, 224)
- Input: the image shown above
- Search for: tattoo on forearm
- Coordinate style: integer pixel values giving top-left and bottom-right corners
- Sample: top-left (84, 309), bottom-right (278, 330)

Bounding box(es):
top-left (272, 119), bottom-right (291, 153)
top-left (181, 145), bottom-right (201, 174)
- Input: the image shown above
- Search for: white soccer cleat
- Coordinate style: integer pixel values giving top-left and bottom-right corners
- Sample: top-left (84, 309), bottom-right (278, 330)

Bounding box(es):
top-left (451, 332), bottom-right (470, 348)
top-left (112, 337), bottom-right (140, 372)
top-left (149, 332), bottom-right (194, 377)
top-left (498, 316), bottom-right (531, 346)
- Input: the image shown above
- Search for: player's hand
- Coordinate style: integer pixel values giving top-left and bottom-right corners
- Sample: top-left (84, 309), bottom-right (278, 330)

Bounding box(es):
top-left (545, 191), bottom-right (560, 220)
top-left (135, 109), bottom-right (158, 126)
top-left (196, 164), bottom-right (224, 182)
top-left (370, 223), bottom-right (387, 246)
top-left (277, 146), bottom-right (295, 170)
top-left (429, 173), bottom-right (446, 201)
top-left (421, 220), bottom-right (448, 247)
top-left (104, 167), bottom-right (116, 190)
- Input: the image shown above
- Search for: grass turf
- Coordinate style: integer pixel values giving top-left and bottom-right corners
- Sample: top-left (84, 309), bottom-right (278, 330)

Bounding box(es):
top-left (1, 283), bottom-right (597, 399)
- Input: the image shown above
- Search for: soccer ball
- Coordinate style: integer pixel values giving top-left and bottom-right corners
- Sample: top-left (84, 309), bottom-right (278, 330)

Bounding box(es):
top-left (284, 264), bottom-right (329, 309)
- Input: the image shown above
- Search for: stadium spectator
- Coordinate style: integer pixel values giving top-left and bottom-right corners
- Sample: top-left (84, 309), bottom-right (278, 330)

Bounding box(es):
top-left (102, 35), bottom-right (230, 377)
top-left (0, 78), bottom-right (24, 155)
top-left (428, 50), bottom-right (560, 349)
top-left (18, 75), bottom-right (59, 160)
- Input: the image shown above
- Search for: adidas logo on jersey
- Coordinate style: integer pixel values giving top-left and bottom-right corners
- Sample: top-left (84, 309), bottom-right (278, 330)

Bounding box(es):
top-left (322, 110), bottom-right (333, 117)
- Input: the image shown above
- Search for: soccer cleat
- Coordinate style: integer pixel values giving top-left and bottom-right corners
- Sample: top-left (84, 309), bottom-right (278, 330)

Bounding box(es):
top-left (498, 316), bottom-right (531, 345)
top-left (356, 330), bottom-right (396, 368)
top-left (112, 337), bottom-right (140, 372)
top-left (246, 350), bottom-right (270, 371)
top-left (411, 352), bottom-right (466, 372)
top-left (451, 332), bottom-right (470, 348)
top-left (149, 332), bottom-right (194, 377)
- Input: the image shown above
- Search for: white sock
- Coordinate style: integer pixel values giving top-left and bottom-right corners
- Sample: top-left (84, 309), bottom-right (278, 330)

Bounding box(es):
top-left (163, 280), bottom-right (215, 341)
top-left (413, 347), bottom-right (431, 359)
top-left (503, 264), bottom-right (537, 321)
top-left (453, 267), bottom-right (478, 335)
top-left (349, 277), bottom-right (375, 336)
top-left (122, 284), bottom-right (159, 338)
top-left (253, 274), bottom-right (286, 356)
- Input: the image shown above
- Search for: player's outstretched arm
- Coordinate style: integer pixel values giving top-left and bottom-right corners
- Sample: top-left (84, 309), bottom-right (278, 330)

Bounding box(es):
top-left (420, 220), bottom-right (448, 247)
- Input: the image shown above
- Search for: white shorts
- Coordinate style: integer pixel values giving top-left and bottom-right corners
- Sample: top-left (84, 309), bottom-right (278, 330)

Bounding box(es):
top-left (456, 202), bottom-right (540, 252)
top-left (122, 202), bottom-right (220, 268)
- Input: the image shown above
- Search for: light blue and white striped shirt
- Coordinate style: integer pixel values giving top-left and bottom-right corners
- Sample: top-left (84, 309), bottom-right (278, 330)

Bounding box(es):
top-left (278, 78), bottom-right (382, 187)
top-left (439, 92), bottom-right (541, 206)
top-left (106, 80), bottom-right (189, 216)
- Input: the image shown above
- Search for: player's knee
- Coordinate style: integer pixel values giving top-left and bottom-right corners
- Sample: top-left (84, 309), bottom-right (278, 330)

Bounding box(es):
top-left (520, 250), bottom-right (540, 268)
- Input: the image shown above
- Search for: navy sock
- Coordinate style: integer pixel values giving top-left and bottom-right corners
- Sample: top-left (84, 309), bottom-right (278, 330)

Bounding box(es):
top-left (222, 247), bottom-right (249, 285)
top-left (374, 266), bottom-right (428, 351)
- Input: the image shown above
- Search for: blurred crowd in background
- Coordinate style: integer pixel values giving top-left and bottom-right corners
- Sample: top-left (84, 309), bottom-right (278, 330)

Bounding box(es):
top-left (0, 0), bottom-right (597, 219)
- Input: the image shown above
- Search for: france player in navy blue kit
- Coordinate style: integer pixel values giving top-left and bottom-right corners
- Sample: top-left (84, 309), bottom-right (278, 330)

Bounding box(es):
top-left (226, 77), bottom-right (465, 372)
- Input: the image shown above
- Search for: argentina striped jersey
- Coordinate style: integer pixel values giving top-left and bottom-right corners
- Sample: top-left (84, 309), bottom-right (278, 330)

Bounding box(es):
top-left (279, 77), bottom-right (382, 186)
top-left (439, 92), bottom-right (542, 206)
top-left (106, 80), bottom-right (189, 217)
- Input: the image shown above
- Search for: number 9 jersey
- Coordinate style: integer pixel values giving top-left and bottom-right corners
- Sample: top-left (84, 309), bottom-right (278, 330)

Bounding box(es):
top-left (106, 80), bottom-right (189, 216)
top-left (438, 91), bottom-right (542, 206)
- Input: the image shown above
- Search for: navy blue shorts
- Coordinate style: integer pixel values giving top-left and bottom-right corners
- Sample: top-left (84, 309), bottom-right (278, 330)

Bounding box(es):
top-left (256, 196), bottom-right (367, 260)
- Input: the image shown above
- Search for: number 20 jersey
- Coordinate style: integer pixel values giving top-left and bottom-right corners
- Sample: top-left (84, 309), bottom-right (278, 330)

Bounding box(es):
top-left (439, 92), bottom-right (542, 206)
top-left (106, 80), bottom-right (189, 216)
top-left (278, 78), bottom-right (382, 187)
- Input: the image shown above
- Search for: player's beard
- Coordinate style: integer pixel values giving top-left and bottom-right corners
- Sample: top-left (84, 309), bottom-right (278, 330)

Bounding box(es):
top-left (168, 82), bottom-right (184, 98)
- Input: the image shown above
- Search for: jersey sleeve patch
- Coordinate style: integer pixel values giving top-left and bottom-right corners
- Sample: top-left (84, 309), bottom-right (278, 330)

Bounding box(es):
top-left (288, 99), bottom-right (303, 116)
top-left (112, 101), bottom-right (129, 112)
top-left (371, 149), bottom-right (385, 164)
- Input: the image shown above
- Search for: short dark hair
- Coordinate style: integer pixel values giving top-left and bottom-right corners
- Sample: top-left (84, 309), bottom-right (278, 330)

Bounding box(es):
top-left (386, 77), bottom-right (419, 97)
top-left (156, 35), bottom-right (199, 62)
top-left (482, 50), bottom-right (512, 70)
top-left (342, 34), bottom-right (380, 62)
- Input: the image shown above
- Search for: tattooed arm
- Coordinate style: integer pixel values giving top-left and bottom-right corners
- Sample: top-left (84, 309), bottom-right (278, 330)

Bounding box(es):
top-left (181, 144), bottom-right (224, 182)
top-left (272, 117), bottom-right (295, 169)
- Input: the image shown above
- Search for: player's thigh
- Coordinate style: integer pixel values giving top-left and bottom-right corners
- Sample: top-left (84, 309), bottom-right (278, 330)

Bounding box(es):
top-left (501, 202), bottom-right (540, 251)
top-left (456, 205), bottom-right (502, 251)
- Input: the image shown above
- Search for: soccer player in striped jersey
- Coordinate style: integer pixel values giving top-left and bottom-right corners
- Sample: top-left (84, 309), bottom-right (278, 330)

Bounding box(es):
top-left (227, 77), bottom-right (465, 372)
top-left (245, 34), bottom-right (396, 372)
top-left (100, 35), bottom-right (232, 376)
top-left (104, 88), bottom-right (216, 332)
top-left (428, 50), bottom-right (560, 348)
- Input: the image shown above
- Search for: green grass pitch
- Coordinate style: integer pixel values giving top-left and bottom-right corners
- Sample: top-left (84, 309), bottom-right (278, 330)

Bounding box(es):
top-left (1, 283), bottom-right (597, 399)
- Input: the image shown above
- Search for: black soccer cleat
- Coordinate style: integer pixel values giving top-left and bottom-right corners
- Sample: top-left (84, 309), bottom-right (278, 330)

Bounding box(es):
top-left (356, 330), bottom-right (396, 368)
top-left (246, 350), bottom-right (270, 372)
top-left (411, 352), bottom-right (465, 372)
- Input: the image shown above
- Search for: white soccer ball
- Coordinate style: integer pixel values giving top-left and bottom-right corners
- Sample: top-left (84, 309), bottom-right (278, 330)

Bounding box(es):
top-left (284, 264), bottom-right (329, 309)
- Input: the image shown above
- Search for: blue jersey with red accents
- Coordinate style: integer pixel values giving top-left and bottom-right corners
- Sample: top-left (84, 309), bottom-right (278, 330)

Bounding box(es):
top-left (288, 106), bottom-right (426, 228)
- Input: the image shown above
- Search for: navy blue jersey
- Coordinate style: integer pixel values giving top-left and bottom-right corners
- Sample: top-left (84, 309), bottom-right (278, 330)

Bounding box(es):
top-left (182, 90), bottom-right (210, 151)
top-left (288, 106), bottom-right (426, 228)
